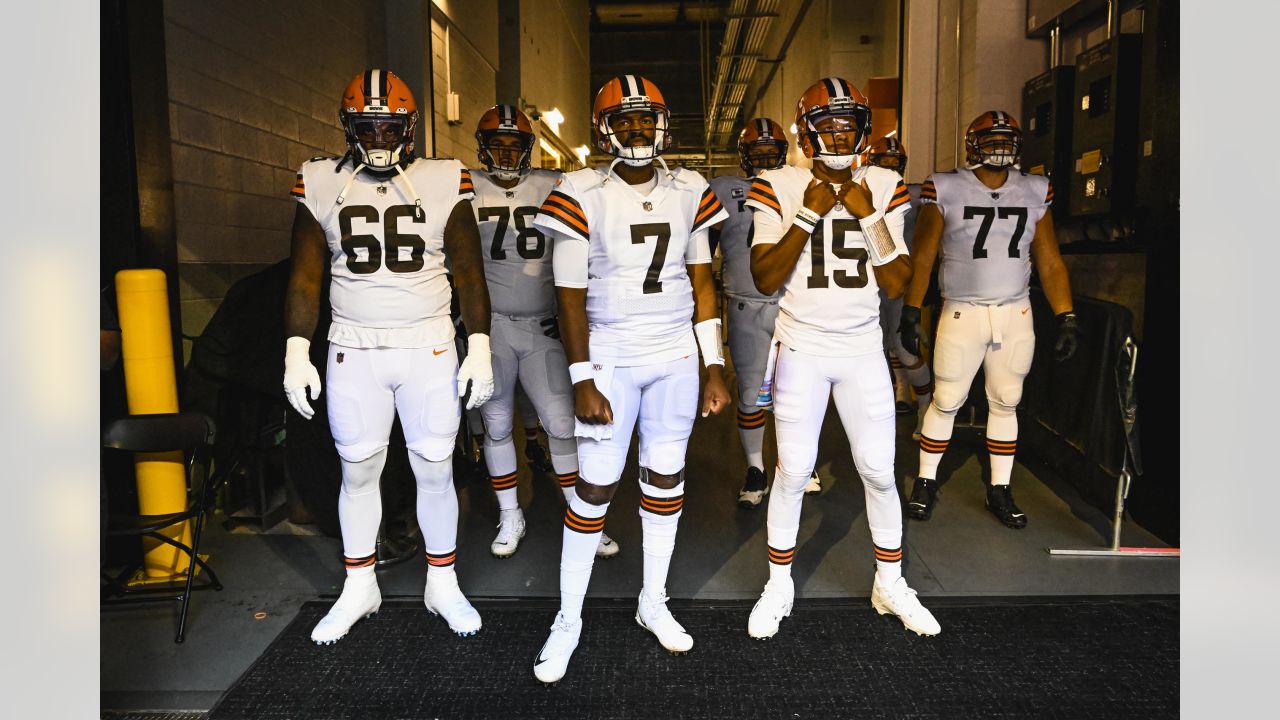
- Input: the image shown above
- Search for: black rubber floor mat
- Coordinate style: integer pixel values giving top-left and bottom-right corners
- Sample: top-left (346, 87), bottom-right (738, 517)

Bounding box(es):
top-left (209, 597), bottom-right (1177, 720)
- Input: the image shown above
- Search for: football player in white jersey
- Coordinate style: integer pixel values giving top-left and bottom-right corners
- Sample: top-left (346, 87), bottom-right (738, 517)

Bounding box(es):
top-left (709, 118), bottom-right (798, 508)
top-left (283, 69), bottom-right (495, 644)
top-left (469, 104), bottom-right (619, 560)
top-left (530, 75), bottom-right (730, 683)
top-left (865, 136), bottom-right (934, 439)
top-left (744, 78), bottom-right (940, 640)
top-left (899, 111), bottom-right (1080, 529)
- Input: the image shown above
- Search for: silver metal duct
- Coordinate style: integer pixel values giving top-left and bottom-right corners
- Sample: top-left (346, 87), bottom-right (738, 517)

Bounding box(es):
top-left (702, 0), bottom-right (779, 150)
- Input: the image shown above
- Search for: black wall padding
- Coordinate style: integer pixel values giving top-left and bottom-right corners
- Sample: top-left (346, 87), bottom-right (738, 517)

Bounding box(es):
top-left (1022, 290), bottom-right (1138, 518)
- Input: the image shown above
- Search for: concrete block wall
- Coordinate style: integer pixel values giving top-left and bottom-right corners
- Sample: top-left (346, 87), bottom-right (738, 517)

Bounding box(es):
top-left (518, 0), bottom-right (591, 162)
top-left (430, 1), bottom-right (500, 161)
top-left (163, 0), bottom-right (385, 355)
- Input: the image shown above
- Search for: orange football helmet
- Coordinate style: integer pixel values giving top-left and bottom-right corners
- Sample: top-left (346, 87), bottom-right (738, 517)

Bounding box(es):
top-left (592, 74), bottom-right (672, 166)
top-left (339, 69), bottom-right (418, 169)
top-left (965, 111), bottom-right (1022, 169)
top-left (794, 77), bottom-right (872, 170)
top-left (738, 118), bottom-right (789, 175)
top-left (475, 104), bottom-right (536, 180)
top-left (865, 136), bottom-right (908, 175)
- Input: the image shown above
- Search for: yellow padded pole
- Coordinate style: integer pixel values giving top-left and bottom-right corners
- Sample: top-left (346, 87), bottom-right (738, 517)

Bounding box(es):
top-left (115, 269), bottom-right (192, 578)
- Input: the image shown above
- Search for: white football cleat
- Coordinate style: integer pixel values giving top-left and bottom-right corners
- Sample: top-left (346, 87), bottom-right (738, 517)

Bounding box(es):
top-left (490, 509), bottom-right (526, 558)
top-left (635, 590), bottom-right (693, 653)
top-left (747, 576), bottom-right (795, 640)
top-left (596, 531), bottom-right (620, 558)
top-left (871, 575), bottom-right (941, 636)
top-left (533, 611), bottom-right (583, 684)
top-left (423, 571), bottom-right (482, 636)
top-left (804, 472), bottom-right (822, 494)
top-left (311, 574), bottom-right (382, 645)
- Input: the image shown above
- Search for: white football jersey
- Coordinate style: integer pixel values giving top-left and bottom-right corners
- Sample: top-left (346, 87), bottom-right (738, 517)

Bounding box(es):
top-left (292, 156), bottom-right (475, 348)
top-left (710, 174), bottom-right (779, 302)
top-left (536, 165), bottom-right (728, 366)
top-left (745, 164), bottom-right (911, 357)
top-left (921, 169), bottom-right (1053, 305)
top-left (471, 168), bottom-right (561, 317)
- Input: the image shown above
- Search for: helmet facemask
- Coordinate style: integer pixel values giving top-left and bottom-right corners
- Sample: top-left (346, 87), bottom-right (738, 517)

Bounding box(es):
top-left (343, 114), bottom-right (414, 170)
top-left (477, 130), bottom-right (534, 181)
top-left (967, 128), bottom-right (1022, 169)
top-left (741, 139), bottom-right (787, 175)
top-left (803, 106), bottom-right (870, 171)
top-left (598, 107), bottom-right (670, 167)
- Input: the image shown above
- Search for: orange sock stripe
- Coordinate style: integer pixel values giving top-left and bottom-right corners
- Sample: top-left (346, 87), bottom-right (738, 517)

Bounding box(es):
top-left (640, 494), bottom-right (684, 515)
top-left (873, 545), bottom-right (903, 562)
top-left (987, 438), bottom-right (1017, 456)
top-left (912, 383), bottom-right (934, 395)
top-left (767, 546), bottom-right (795, 564)
top-left (919, 435), bottom-right (950, 453)
top-left (490, 472), bottom-right (519, 490)
top-left (425, 551), bottom-right (456, 567)
top-left (738, 417), bottom-right (767, 429)
top-left (557, 472), bottom-right (579, 487)
top-left (564, 508), bottom-right (606, 533)
top-left (344, 553), bottom-right (377, 569)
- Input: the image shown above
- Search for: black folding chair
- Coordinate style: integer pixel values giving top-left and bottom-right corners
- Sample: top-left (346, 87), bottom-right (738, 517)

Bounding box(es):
top-left (101, 412), bottom-right (223, 643)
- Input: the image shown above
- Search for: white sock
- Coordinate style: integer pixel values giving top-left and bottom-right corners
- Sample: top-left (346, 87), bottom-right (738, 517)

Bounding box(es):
top-left (549, 436), bottom-right (579, 504)
top-left (409, 452), bottom-right (458, 570)
top-left (986, 404), bottom-right (1018, 486)
top-left (736, 408), bottom-right (767, 471)
top-left (337, 448), bottom-right (388, 574)
top-left (559, 490), bottom-right (608, 622)
top-left (639, 475), bottom-right (684, 597)
top-left (863, 470), bottom-right (904, 585)
top-left (484, 433), bottom-right (519, 510)
top-left (765, 466), bottom-right (807, 582)
top-left (917, 403), bottom-right (956, 480)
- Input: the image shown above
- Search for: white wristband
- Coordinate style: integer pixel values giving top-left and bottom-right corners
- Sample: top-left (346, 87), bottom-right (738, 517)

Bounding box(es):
top-left (568, 361), bottom-right (595, 385)
top-left (694, 319), bottom-right (725, 368)
top-left (793, 206), bottom-right (820, 234)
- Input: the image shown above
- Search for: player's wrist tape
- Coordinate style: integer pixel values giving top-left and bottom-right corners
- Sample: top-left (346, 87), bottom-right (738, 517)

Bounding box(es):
top-left (693, 319), bottom-right (725, 368)
top-left (568, 361), bottom-right (595, 385)
top-left (793, 206), bottom-right (821, 234)
top-left (857, 212), bottom-right (899, 266)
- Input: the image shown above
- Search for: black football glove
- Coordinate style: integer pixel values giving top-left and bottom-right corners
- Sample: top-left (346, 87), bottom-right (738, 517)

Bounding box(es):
top-left (540, 316), bottom-right (561, 340)
top-left (898, 305), bottom-right (925, 357)
top-left (1054, 311), bottom-right (1082, 362)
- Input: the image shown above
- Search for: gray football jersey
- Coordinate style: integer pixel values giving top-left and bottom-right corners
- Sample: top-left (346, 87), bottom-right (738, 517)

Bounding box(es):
top-left (922, 169), bottom-right (1052, 305)
top-left (710, 174), bottom-right (778, 301)
top-left (472, 168), bottom-right (561, 316)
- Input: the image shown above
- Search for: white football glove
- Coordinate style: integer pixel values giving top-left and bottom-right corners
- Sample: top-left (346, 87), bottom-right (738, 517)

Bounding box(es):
top-left (457, 333), bottom-right (494, 410)
top-left (283, 336), bottom-right (322, 420)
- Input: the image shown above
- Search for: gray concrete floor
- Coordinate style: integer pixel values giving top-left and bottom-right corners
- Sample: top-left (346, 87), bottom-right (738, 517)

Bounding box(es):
top-left (101, 393), bottom-right (1177, 714)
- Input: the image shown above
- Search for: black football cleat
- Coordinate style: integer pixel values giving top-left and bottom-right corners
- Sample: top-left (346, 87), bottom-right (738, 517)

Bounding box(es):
top-left (985, 484), bottom-right (1027, 529)
top-left (738, 466), bottom-right (768, 508)
top-left (906, 477), bottom-right (939, 521)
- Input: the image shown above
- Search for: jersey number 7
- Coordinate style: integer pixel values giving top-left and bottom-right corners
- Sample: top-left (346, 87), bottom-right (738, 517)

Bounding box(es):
top-left (963, 206), bottom-right (1028, 259)
top-left (631, 223), bottom-right (671, 294)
